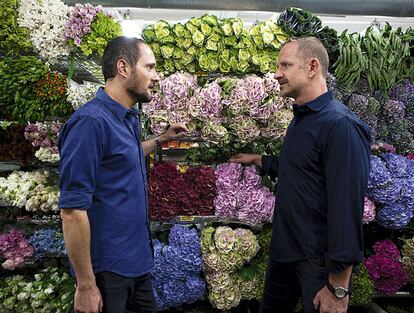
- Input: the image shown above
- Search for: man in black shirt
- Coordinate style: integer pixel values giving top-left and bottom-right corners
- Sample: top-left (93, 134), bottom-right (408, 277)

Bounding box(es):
top-left (230, 37), bottom-right (371, 313)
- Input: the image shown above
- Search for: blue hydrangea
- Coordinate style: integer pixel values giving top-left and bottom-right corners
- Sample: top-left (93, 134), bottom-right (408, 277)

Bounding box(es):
top-left (369, 179), bottom-right (402, 205)
top-left (376, 203), bottom-right (413, 229)
top-left (381, 153), bottom-right (412, 178)
top-left (151, 225), bottom-right (205, 310)
top-left (28, 228), bottom-right (66, 259)
top-left (368, 156), bottom-right (392, 189)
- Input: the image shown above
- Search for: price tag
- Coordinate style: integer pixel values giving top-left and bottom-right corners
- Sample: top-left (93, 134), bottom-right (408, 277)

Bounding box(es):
top-left (179, 216), bottom-right (195, 222)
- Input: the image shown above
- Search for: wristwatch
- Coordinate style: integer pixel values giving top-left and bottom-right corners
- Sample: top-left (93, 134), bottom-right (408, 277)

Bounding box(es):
top-left (154, 137), bottom-right (162, 147)
top-left (326, 281), bottom-right (349, 299)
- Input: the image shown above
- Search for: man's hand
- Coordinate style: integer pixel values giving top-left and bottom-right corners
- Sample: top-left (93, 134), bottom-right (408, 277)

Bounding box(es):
top-left (228, 153), bottom-right (262, 166)
top-left (313, 286), bottom-right (349, 313)
top-left (74, 284), bottom-right (103, 313)
top-left (160, 123), bottom-right (189, 142)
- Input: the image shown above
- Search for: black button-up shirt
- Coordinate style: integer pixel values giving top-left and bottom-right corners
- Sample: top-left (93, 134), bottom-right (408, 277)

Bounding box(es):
top-left (262, 91), bottom-right (371, 273)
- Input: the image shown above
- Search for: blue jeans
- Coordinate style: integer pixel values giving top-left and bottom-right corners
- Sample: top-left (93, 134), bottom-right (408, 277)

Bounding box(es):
top-left (260, 258), bottom-right (329, 313)
top-left (95, 271), bottom-right (157, 313)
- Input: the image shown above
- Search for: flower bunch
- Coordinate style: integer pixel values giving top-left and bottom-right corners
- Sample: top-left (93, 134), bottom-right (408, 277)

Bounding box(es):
top-left (25, 185), bottom-right (59, 212)
top-left (18, 0), bottom-right (71, 60)
top-left (149, 162), bottom-right (216, 220)
top-left (0, 229), bottom-right (33, 270)
top-left (201, 226), bottom-right (260, 310)
top-left (214, 163), bottom-right (275, 225)
top-left (0, 267), bottom-right (75, 312)
top-left (346, 94), bottom-right (380, 139)
top-left (367, 154), bottom-right (414, 228)
top-left (349, 265), bottom-right (374, 306)
top-left (28, 228), bottom-right (66, 259)
top-left (34, 72), bottom-right (68, 103)
top-left (143, 73), bottom-right (292, 144)
top-left (364, 240), bottom-right (408, 295)
top-left (64, 4), bottom-right (122, 57)
top-left (363, 197), bottom-right (376, 224)
top-left (24, 122), bottom-right (62, 162)
top-left (67, 80), bottom-right (100, 110)
top-left (152, 225), bottom-right (204, 310)
top-left (401, 236), bottom-right (414, 283)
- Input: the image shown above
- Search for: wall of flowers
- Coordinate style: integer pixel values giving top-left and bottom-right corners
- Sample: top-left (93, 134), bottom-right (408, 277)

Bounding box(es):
top-left (0, 0), bottom-right (413, 312)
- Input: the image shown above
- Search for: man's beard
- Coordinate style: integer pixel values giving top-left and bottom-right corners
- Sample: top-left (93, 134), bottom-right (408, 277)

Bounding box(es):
top-left (126, 74), bottom-right (152, 103)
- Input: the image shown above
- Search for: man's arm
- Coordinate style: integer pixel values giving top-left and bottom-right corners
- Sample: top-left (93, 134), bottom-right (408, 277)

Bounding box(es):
top-left (142, 123), bottom-right (188, 156)
top-left (229, 154), bottom-right (279, 181)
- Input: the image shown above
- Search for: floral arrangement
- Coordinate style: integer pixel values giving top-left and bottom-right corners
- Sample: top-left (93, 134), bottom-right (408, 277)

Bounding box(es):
top-left (64, 3), bottom-right (122, 57)
top-left (34, 72), bottom-right (68, 102)
top-left (0, 267), bottom-right (75, 312)
top-left (401, 236), bottom-right (414, 283)
top-left (24, 122), bottom-right (62, 163)
top-left (367, 154), bottom-right (414, 228)
top-left (28, 228), bottom-right (66, 259)
top-left (152, 225), bottom-right (204, 310)
top-left (201, 226), bottom-right (260, 310)
top-left (142, 72), bottom-right (293, 144)
top-left (349, 265), bottom-right (374, 306)
top-left (67, 80), bottom-right (100, 110)
top-left (0, 229), bottom-right (34, 270)
top-left (18, 0), bottom-right (71, 60)
top-left (364, 239), bottom-right (408, 295)
top-left (363, 197), bottom-right (376, 224)
top-left (0, 124), bottom-right (36, 162)
top-left (0, 170), bottom-right (57, 212)
top-left (214, 163), bottom-right (275, 225)
top-left (148, 162), bottom-right (216, 220)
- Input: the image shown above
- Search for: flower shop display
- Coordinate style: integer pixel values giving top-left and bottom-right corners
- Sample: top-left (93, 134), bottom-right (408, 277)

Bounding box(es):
top-left (142, 15), bottom-right (287, 74)
top-left (0, 0), bottom-right (32, 55)
top-left (0, 124), bottom-right (36, 162)
top-left (214, 163), bottom-right (275, 225)
top-left (28, 228), bottom-right (66, 259)
top-left (364, 239), bottom-right (408, 295)
top-left (349, 265), bottom-right (375, 306)
top-left (149, 162), bottom-right (216, 220)
top-left (0, 170), bottom-right (58, 212)
top-left (64, 3), bottom-right (122, 57)
top-left (24, 122), bottom-right (62, 163)
top-left (401, 236), bottom-right (414, 283)
top-left (152, 225), bottom-right (205, 310)
top-left (0, 267), bottom-right (75, 313)
top-left (201, 226), bottom-right (260, 310)
top-left (0, 229), bottom-right (34, 270)
top-left (18, 0), bottom-right (71, 60)
top-left (67, 80), bottom-right (100, 110)
top-left (367, 154), bottom-right (414, 228)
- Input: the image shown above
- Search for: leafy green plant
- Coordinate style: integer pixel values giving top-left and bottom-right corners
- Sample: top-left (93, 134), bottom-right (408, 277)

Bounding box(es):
top-left (0, 0), bottom-right (32, 55)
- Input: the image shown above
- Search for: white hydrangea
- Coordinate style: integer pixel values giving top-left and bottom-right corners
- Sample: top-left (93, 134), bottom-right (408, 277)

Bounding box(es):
top-left (18, 0), bottom-right (72, 60)
top-left (35, 147), bottom-right (60, 163)
top-left (25, 185), bottom-right (59, 212)
top-left (67, 80), bottom-right (100, 110)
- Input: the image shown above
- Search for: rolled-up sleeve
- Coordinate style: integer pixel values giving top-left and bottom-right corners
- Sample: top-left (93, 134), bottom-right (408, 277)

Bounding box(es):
top-left (323, 117), bottom-right (371, 273)
top-left (58, 116), bottom-right (103, 210)
top-left (262, 155), bottom-right (279, 181)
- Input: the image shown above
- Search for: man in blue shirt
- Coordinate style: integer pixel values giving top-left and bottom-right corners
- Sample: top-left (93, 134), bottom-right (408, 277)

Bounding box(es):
top-left (230, 37), bottom-right (371, 313)
top-left (58, 37), bottom-right (188, 313)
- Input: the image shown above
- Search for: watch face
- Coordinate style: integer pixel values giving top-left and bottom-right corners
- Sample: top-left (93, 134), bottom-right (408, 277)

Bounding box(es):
top-left (335, 287), bottom-right (347, 298)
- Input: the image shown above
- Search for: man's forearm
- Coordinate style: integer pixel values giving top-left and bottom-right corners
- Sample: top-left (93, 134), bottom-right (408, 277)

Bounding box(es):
top-left (142, 134), bottom-right (168, 156)
top-left (329, 265), bottom-right (353, 288)
top-left (61, 209), bottom-right (95, 287)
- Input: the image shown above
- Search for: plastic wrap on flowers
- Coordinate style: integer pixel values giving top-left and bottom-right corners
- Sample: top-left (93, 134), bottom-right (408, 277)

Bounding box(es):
top-left (201, 226), bottom-right (260, 310)
top-left (0, 229), bottom-right (34, 270)
top-left (364, 240), bottom-right (408, 295)
top-left (152, 225), bottom-right (204, 310)
top-left (214, 163), bottom-right (275, 225)
top-left (28, 228), bottom-right (66, 259)
top-left (349, 265), bottom-right (374, 307)
top-left (148, 162), bottom-right (216, 220)
top-left (401, 236), bottom-right (414, 283)
top-left (363, 197), bottom-right (376, 224)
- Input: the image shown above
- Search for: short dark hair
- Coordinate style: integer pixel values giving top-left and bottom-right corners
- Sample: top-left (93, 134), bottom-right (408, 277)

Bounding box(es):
top-left (102, 36), bottom-right (146, 81)
top-left (284, 37), bottom-right (329, 78)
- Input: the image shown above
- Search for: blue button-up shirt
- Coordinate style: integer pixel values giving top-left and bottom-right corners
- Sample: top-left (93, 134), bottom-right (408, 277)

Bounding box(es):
top-left (58, 87), bottom-right (153, 277)
top-left (262, 91), bottom-right (371, 273)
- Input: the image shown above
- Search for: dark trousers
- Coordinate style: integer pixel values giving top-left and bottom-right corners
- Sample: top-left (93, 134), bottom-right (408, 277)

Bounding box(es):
top-left (95, 271), bottom-right (157, 313)
top-left (260, 258), bottom-right (329, 313)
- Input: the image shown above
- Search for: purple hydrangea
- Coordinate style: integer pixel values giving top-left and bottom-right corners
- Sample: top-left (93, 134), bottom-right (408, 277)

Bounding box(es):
top-left (381, 153), bottom-right (411, 179)
top-left (389, 79), bottom-right (414, 105)
top-left (376, 202), bottom-right (413, 229)
top-left (382, 100), bottom-right (406, 123)
top-left (368, 156), bottom-right (392, 190)
top-left (373, 240), bottom-right (401, 259)
top-left (199, 82), bottom-right (223, 119)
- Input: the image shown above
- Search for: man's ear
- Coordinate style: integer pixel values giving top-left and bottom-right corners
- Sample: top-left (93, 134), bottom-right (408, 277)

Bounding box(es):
top-left (116, 59), bottom-right (130, 79)
top-left (308, 58), bottom-right (320, 78)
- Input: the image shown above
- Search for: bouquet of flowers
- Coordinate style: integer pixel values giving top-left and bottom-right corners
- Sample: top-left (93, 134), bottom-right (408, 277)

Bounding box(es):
top-left (24, 122), bottom-right (62, 163)
top-left (0, 229), bottom-right (34, 270)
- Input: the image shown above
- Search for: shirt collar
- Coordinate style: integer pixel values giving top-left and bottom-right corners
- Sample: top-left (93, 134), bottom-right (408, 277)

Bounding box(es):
top-left (96, 87), bottom-right (135, 121)
top-left (293, 91), bottom-right (334, 117)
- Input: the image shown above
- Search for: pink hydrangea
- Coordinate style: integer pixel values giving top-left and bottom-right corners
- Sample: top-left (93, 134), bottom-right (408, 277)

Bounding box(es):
top-left (363, 197), bottom-right (376, 224)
